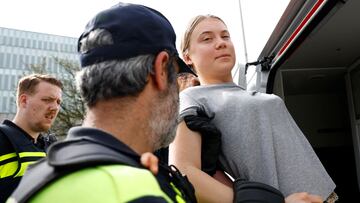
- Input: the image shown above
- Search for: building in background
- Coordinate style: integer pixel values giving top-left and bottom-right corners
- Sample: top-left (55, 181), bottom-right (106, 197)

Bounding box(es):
top-left (0, 27), bottom-right (78, 121)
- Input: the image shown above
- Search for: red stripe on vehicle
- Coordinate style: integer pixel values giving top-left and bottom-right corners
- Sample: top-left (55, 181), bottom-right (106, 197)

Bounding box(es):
top-left (275, 0), bottom-right (327, 61)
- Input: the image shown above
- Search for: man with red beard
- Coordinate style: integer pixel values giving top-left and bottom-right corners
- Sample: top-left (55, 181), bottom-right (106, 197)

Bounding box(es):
top-left (0, 74), bottom-right (62, 202)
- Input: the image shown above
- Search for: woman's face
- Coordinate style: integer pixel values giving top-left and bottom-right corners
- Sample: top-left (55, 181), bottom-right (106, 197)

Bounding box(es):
top-left (185, 17), bottom-right (236, 82)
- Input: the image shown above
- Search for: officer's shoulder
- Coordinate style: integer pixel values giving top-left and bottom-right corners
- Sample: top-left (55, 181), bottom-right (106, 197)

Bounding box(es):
top-left (0, 128), bottom-right (14, 152)
top-left (59, 164), bottom-right (155, 185)
top-left (32, 165), bottom-right (164, 202)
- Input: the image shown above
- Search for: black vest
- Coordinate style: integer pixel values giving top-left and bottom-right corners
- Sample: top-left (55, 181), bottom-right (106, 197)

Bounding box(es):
top-left (0, 123), bottom-right (48, 202)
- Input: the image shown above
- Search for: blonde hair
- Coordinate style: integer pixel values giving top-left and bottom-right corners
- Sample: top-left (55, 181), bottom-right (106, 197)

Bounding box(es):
top-left (180, 14), bottom-right (226, 58)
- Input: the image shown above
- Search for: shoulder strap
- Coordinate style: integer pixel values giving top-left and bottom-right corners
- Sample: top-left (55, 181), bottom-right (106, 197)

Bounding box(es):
top-left (161, 164), bottom-right (197, 203)
top-left (11, 138), bottom-right (142, 203)
top-left (0, 124), bottom-right (21, 152)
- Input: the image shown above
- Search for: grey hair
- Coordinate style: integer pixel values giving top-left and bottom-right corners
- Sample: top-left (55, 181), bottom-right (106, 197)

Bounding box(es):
top-left (76, 29), bottom-right (177, 107)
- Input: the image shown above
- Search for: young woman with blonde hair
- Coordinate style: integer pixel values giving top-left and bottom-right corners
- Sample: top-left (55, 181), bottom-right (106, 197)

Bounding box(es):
top-left (169, 14), bottom-right (337, 203)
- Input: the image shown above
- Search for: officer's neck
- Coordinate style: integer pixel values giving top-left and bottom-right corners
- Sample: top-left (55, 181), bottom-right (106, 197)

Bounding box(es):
top-left (12, 115), bottom-right (41, 142)
top-left (82, 97), bottom-right (154, 155)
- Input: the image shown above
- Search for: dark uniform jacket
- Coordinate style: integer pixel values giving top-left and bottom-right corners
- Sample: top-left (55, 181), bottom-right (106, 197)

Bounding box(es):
top-left (8, 127), bottom-right (196, 203)
top-left (0, 120), bottom-right (50, 202)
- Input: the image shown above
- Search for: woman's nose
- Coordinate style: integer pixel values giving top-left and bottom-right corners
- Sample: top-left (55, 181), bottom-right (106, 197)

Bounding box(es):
top-left (215, 38), bottom-right (227, 49)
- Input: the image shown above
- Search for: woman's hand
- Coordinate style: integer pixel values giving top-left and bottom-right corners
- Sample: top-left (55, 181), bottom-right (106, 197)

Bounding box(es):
top-left (285, 192), bottom-right (323, 203)
top-left (177, 73), bottom-right (200, 92)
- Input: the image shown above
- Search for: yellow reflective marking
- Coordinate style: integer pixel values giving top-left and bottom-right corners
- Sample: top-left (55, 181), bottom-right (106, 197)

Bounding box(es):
top-left (1, 152), bottom-right (46, 178)
top-left (170, 182), bottom-right (186, 203)
top-left (0, 152), bottom-right (17, 162)
top-left (0, 161), bottom-right (18, 178)
top-left (176, 195), bottom-right (186, 203)
top-left (19, 152), bottom-right (46, 158)
top-left (14, 161), bottom-right (36, 177)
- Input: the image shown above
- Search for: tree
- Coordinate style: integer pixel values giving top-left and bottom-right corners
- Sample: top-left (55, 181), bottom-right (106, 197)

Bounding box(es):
top-left (26, 57), bottom-right (85, 139)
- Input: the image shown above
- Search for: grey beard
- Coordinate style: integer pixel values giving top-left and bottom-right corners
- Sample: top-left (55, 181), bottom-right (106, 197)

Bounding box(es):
top-left (149, 83), bottom-right (179, 150)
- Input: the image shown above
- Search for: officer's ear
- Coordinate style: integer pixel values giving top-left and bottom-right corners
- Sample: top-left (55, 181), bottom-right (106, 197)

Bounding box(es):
top-left (18, 94), bottom-right (28, 108)
top-left (152, 51), bottom-right (170, 91)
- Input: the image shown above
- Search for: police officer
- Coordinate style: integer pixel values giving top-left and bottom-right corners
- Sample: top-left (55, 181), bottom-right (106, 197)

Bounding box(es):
top-left (7, 2), bottom-right (196, 203)
top-left (0, 74), bottom-right (62, 202)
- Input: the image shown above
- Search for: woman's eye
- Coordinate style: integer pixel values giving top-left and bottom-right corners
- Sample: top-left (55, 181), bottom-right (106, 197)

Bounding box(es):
top-left (202, 36), bottom-right (212, 41)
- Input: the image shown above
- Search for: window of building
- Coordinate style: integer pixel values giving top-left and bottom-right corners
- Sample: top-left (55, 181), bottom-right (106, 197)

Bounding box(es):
top-left (15, 38), bottom-right (19, 47)
top-left (4, 75), bottom-right (9, 90)
top-left (0, 75), bottom-right (3, 90)
top-left (10, 96), bottom-right (16, 113)
top-left (32, 39), bottom-right (36, 48)
top-left (19, 55), bottom-right (24, 69)
top-left (10, 75), bottom-right (16, 91)
top-left (2, 36), bottom-right (7, 45)
top-left (0, 53), bottom-right (4, 67)
top-left (12, 54), bottom-right (18, 69)
top-left (2, 96), bottom-right (8, 113)
top-left (8, 36), bottom-right (13, 46)
top-left (5, 53), bottom-right (11, 68)
top-left (26, 39), bottom-right (31, 48)
top-left (25, 55), bottom-right (30, 65)
top-left (31, 56), bottom-right (35, 64)
top-left (0, 96), bottom-right (3, 111)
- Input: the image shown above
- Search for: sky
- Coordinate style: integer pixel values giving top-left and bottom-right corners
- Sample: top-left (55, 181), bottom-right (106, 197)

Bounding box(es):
top-left (0, 0), bottom-right (289, 65)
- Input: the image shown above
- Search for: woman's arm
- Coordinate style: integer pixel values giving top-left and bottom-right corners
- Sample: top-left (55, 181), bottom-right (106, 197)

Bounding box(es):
top-left (213, 170), bottom-right (234, 188)
top-left (169, 121), bottom-right (233, 203)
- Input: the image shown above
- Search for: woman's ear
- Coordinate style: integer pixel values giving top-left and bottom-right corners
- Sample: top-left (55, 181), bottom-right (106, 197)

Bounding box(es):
top-left (183, 53), bottom-right (193, 67)
top-left (152, 51), bottom-right (170, 91)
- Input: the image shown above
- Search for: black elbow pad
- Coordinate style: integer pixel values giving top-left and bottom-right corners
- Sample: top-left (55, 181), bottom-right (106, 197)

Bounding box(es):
top-left (233, 179), bottom-right (285, 203)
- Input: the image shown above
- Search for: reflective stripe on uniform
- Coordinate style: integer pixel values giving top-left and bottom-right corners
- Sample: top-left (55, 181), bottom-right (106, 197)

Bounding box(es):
top-left (18, 152), bottom-right (46, 158)
top-left (14, 152), bottom-right (46, 177)
top-left (0, 153), bottom-right (17, 162)
top-left (14, 161), bottom-right (36, 177)
top-left (0, 153), bottom-right (18, 178)
top-left (170, 182), bottom-right (186, 203)
top-left (0, 161), bottom-right (18, 178)
top-left (1, 152), bottom-right (46, 178)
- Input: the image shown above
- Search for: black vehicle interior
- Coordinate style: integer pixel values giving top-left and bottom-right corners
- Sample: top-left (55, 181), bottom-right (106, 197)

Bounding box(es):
top-left (269, 0), bottom-right (360, 201)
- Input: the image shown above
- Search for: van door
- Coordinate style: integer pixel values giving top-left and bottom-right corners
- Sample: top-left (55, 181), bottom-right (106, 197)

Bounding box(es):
top-left (271, 66), bottom-right (360, 201)
top-left (346, 62), bottom-right (360, 190)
